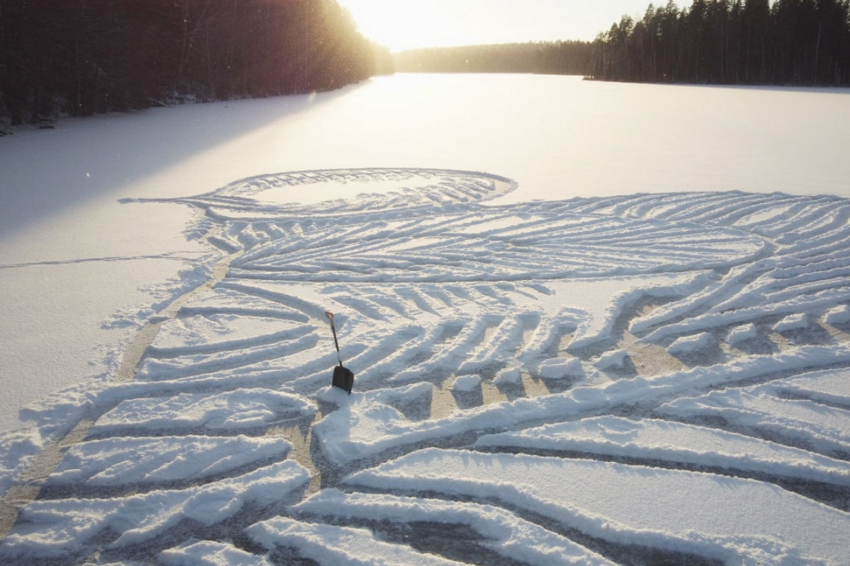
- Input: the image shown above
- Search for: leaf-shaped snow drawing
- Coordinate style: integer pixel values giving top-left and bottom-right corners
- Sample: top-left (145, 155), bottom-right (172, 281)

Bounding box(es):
top-left (4, 169), bottom-right (850, 565)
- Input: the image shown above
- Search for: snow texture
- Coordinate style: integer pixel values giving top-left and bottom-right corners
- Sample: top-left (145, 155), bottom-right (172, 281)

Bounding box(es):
top-left (824, 305), bottom-right (850, 325)
top-left (2, 76), bottom-right (850, 564)
top-left (774, 313), bottom-right (810, 333)
top-left (49, 435), bottom-right (292, 486)
top-left (160, 539), bottom-right (272, 566)
top-left (450, 374), bottom-right (481, 392)
top-left (4, 167), bottom-right (850, 562)
top-left (727, 322), bottom-right (758, 345)
top-left (347, 448), bottom-right (847, 565)
top-left (658, 368), bottom-right (850, 457)
top-left (538, 357), bottom-right (584, 379)
top-left (1, 461), bottom-right (309, 558)
top-left (475, 415), bottom-right (850, 486)
top-left (92, 389), bottom-right (315, 435)
top-left (247, 516), bottom-right (465, 565)
top-left (594, 349), bottom-right (628, 370)
top-left (292, 489), bottom-right (615, 565)
top-left (668, 332), bottom-right (712, 355)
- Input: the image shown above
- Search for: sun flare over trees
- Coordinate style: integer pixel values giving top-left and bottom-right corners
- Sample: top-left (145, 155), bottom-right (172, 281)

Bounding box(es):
top-left (337, 0), bottom-right (605, 51)
top-left (337, 0), bottom-right (468, 51)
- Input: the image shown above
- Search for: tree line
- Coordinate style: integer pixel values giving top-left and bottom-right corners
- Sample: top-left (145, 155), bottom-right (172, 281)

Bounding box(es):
top-left (590, 0), bottom-right (850, 85)
top-left (0, 0), bottom-right (389, 126)
top-left (393, 42), bottom-right (593, 75)
top-left (392, 0), bottom-right (850, 87)
top-left (3, 0), bottom-right (846, 129)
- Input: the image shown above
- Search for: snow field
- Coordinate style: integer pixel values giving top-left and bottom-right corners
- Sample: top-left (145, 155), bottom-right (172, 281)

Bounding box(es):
top-left (474, 415), bottom-right (850, 487)
top-left (160, 539), bottom-right (273, 566)
top-left (3, 169), bottom-right (850, 564)
top-left (248, 517), bottom-right (466, 566)
top-left (48, 435), bottom-right (293, 487)
top-left (346, 448), bottom-right (847, 565)
top-left (0, 460), bottom-right (309, 558)
top-left (92, 388), bottom-right (316, 434)
top-left (658, 369), bottom-right (850, 458)
top-left (290, 489), bottom-right (615, 565)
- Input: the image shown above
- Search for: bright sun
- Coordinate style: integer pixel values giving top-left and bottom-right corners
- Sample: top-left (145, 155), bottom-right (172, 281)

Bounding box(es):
top-left (337, 0), bottom-right (473, 52)
top-left (337, 0), bottom-right (629, 52)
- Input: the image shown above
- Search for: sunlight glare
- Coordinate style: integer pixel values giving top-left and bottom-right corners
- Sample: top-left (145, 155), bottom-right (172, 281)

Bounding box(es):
top-left (338, 0), bottom-right (452, 51)
top-left (338, 1), bottom-right (698, 52)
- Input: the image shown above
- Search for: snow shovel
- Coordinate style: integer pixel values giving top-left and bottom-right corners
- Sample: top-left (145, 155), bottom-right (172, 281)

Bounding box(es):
top-left (325, 311), bottom-right (354, 394)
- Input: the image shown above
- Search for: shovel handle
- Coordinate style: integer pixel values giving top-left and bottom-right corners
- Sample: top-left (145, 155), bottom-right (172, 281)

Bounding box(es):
top-left (325, 311), bottom-right (342, 359)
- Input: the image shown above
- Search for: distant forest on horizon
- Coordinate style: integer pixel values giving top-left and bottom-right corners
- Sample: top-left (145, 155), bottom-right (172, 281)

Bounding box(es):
top-left (1, 0), bottom-right (849, 128)
top-left (396, 0), bottom-right (850, 86)
top-left (393, 42), bottom-right (592, 75)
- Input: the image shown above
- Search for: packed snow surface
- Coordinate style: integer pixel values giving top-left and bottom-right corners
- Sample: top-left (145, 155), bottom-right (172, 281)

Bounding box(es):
top-left (347, 448), bottom-right (849, 565)
top-left (3, 74), bottom-right (850, 432)
top-left (2, 75), bottom-right (850, 564)
top-left (3, 164), bottom-right (850, 564)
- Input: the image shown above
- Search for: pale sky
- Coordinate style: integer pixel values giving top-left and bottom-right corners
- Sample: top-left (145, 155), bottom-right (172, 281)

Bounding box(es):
top-left (338, 0), bottom-right (691, 51)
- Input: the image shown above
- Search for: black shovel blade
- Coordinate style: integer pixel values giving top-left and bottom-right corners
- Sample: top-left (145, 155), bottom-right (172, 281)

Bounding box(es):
top-left (332, 364), bottom-right (354, 394)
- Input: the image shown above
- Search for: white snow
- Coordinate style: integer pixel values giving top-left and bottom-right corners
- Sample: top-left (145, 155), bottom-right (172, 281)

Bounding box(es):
top-left (92, 389), bottom-right (315, 435)
top-left (256, 176), bottom-right (450, 206)
top-left (4, 74), bottom-right (849, 430)
top-left (493, 367), bottom-right (522, 386)
top-left (727, 323), bottom-right (759, 345)
top-left (160, 539), bottom-right (272, 566)
top-left (475, 416), bottom-right (850, 485)
top-left (347, 448), bottom-right (849, 565)
top-left (0, 430), bottom-right (43, 495)
top-left (774, 313), bottom-right (810, 333)
top-left (773, 367), bottom-right (850, 406)
top-left (450, 374), bottom-right (481, 392)
top-left (2, 74), bottom-right (850, 564)
top-left (554, 273), bottom-right (715, 352)
top-left (594, 349), bottom-right (628, 370)
top-left (49, 435), bottom-right (292, 486)
top-left (667, 332), bottom-right (713, 355)
top-left (538, 357), bottom-right (583, 378)
top-left (658, 368), bottom-right (850, 455)
top-left (311, 343), bottom-right (850, 468)
top-left (1, 460), bottom-right (309, 557)
top-left (247, 516), bottom-right (464, 566)
top-left (824, 304), bottom-right (850, 325)
top-left (292, 489), bottom-right (615, 566)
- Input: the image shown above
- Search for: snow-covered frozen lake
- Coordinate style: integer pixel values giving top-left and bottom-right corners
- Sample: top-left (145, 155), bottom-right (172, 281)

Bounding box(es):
top-left (1, 74), bottom-right (850, 564)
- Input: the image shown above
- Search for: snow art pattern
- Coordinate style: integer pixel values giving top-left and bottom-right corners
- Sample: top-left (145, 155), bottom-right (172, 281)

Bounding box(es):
top-left (2, 169), bottom-right (850, 564)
